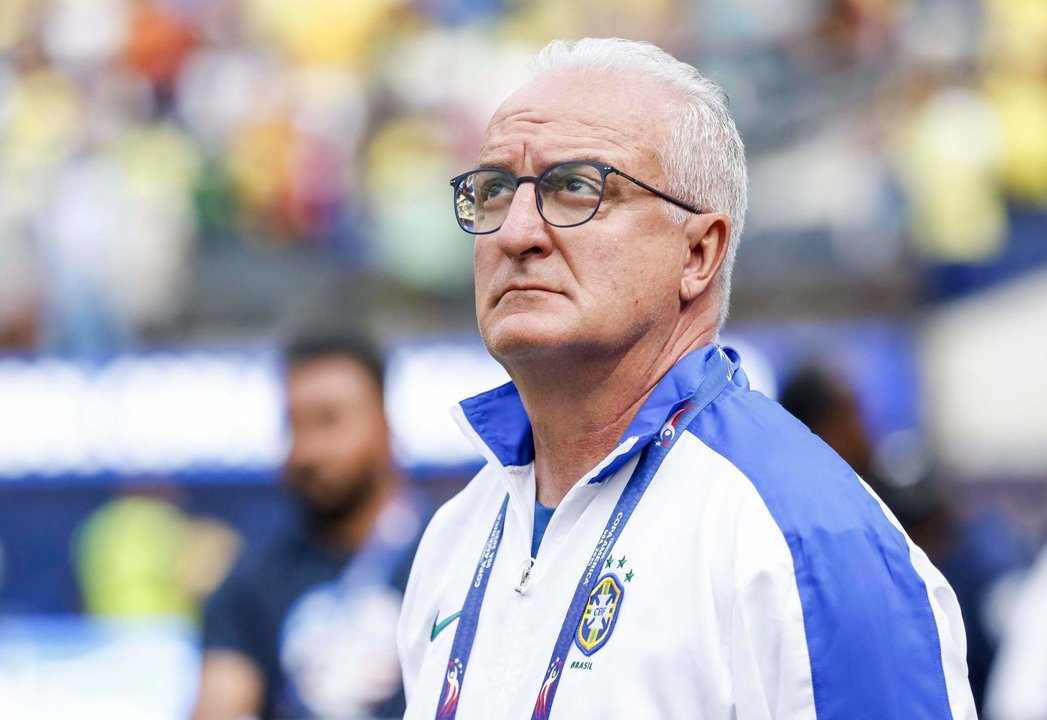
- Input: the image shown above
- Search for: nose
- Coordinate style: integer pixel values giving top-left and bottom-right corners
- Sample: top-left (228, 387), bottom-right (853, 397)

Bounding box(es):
top-left (494, 182), bottom-right (553, 259)
top-left (286, 427), bottom-right (319, 469)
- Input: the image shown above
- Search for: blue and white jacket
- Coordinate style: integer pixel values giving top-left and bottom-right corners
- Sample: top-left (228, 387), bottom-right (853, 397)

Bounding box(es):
top-left (398, 345), bottom-right (976, 719)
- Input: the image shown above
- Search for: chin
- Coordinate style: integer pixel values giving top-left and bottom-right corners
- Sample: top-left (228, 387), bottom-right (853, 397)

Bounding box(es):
top-left (480, 307), bottom-right (657, 369)
top-left (480, 313), bottom-right (575, 362)
top-left (482, 320), bottom-right (626, 371)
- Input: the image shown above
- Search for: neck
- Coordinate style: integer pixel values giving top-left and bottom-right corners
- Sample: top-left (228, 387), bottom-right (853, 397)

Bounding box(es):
top-left (314, 471), bottom-right (401, 554)
top-left (508, 326), bottom-right (716, 507)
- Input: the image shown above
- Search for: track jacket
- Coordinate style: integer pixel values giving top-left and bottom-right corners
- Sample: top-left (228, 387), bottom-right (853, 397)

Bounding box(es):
top-left (397, 345), bottom-right (976, 719)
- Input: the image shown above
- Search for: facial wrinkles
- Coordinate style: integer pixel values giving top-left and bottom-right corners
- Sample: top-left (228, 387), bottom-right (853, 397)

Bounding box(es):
top-left (482, 249), bottom-right (561, 310)
top-left (475, 77), bottom-right (677, 320)
top-left (478, 181), bottom-right (665, 311)
top-left (478, 107), bottom-right (666, 226)
top-left (479, 111), bottom-right (647, 173)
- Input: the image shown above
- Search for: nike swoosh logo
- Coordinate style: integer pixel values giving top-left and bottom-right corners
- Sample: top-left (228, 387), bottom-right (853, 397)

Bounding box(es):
top-left (430, 610), bottom-right (462, 641)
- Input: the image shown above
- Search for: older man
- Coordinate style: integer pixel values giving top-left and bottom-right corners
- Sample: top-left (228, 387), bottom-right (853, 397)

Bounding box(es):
top-left (398, 38), bottom-right (975, 719)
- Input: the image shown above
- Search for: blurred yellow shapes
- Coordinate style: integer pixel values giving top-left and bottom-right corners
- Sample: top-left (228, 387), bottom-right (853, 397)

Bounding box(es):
top-left (502, 0), bottom-right (682, 46)
top-left (983, 76), bottom-right (1047, 205)
top-left (243, 0), bottom-right (408, 68)
top-left (110, 125), bottom-right (201, 323)
top-left (0, 0), bottom-right (34, 52)
top-left (500, 0), bottom-right (586, 43)
top-left (893, 88), bottom-right (1007, 262)
top-left (74, 494), bottom-right (242, 619)
top-left (1, 69), bottom-right (81, 175)
top-left (850, 0), bottom-right (900, 16)
top-left (227, 117), bottom-right (296, 224)
top-left (365, 116), bottom-right (445, 190)
top-left (117, 123), bottom-right (201, 199)
top-left (365, 116), bottom-right (472, 290)
top-left (982, 0), bottom-right (1047, 74)
top-left (74, 495), bottom-right (194, 618)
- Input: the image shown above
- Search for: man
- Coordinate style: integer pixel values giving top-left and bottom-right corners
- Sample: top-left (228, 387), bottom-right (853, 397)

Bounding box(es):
top-left (398, 38), bottom-right (976, 719)
top-left (195, 335), bottom-right (423, 720)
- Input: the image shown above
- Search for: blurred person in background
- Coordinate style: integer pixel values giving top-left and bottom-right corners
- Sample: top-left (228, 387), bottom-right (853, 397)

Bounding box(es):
top-left (194, 334), bottom-right (424, 720)
top-left (397, 38), bottom-right (975, 718)
top-left (986, 540), bottom-right (1047, 720)
top-left (780, 364), bottom-right (1029, 714)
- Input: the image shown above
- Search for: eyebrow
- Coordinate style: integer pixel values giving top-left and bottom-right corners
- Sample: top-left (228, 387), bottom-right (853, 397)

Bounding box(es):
top-left (473, 156), bottom-right (612, 174)
top-left (474, 158), bottom-right (515, 172)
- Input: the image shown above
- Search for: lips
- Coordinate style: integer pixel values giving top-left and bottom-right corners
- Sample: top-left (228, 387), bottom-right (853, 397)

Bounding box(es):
top-left (503, 284), bottom-right (554, 294)
top-left (498, 285), bottom-right (559, 302)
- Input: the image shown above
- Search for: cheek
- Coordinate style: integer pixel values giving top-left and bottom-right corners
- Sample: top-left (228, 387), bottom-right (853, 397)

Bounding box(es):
top-left (584, 242), bottom-right (663, 302)
top-left (602, 244), bottom-right (680, 320)
top-left (473, 242), bottom-right (499, 299)
top-left (333, 425), bottom-right (382, 472)
top-left (473, 237), bottom-right (497, 273)
top-left (323, 406), bottom-right (383, 454)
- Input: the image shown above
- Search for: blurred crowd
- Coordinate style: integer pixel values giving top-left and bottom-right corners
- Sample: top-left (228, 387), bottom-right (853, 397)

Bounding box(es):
top-left (0, 0), bottom-right (1045, 356)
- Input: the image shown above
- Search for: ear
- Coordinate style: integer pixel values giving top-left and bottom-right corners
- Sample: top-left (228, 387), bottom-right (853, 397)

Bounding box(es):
top-left (680, 213), bottom-right (731, 303)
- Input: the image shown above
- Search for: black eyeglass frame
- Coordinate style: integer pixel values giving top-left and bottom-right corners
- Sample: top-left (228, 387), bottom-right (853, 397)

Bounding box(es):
top-left (449, 161), bottom-right (703, 235)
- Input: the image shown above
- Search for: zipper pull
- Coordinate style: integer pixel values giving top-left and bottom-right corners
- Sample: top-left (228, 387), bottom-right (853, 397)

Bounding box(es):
top-left (515, 558), bottom-right (535, 594)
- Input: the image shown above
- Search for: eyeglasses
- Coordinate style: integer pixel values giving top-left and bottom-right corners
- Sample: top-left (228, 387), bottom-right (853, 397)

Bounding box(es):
top-left (449, 161), bottom-right (702, 235)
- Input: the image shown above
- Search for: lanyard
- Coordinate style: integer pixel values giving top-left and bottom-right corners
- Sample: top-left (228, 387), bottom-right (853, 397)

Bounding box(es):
top-left (434, 495), bottom-right (510, 718)
top-left (434, 348), bottom-right (735, 720)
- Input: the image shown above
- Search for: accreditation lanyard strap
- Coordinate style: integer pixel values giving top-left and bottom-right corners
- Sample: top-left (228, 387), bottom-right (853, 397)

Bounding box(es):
top-left (434, 348), bottom-right (735, 720)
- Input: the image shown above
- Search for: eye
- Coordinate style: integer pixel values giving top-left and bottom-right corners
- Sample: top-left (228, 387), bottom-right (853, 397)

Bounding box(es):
top-left (564, 176), bottom-right (596, 193)
top-left (542, 163), bottom-right (603, 196)
top-left (476, 172), bottom-right (516, 202)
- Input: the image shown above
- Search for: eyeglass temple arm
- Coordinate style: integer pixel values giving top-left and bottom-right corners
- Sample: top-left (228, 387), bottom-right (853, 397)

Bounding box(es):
top-left (610, 168), bottom-right (702, 215)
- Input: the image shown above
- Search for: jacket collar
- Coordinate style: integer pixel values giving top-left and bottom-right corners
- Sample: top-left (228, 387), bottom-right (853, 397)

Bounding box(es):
top-left (452, 344), bottom-right (745, 485)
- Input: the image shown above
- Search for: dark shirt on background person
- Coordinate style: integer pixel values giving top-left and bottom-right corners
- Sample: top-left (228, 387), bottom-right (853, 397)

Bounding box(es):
top-left (203, 506), bottom-right (420, 719)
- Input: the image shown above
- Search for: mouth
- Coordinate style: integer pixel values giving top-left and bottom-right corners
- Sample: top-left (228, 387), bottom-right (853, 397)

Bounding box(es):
top-left (499, 284), bottom-right (558, 300)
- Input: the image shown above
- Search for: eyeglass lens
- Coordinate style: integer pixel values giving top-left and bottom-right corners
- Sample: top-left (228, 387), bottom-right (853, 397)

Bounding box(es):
top-left (454, 162), bottom-right (607, 234)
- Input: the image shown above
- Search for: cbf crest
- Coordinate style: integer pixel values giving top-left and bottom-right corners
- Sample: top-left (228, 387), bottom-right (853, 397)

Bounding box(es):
top-left (575, 573), bottom-right (624, 655)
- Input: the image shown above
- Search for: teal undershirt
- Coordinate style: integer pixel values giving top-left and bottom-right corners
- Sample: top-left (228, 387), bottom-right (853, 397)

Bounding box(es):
top-left (532, 500), bottom-right (556, 558)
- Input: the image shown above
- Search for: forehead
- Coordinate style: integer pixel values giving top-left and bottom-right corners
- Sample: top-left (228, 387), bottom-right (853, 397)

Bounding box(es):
top-left (479, 70), bottom-right (674, 170)
top-left (287, 357), bottom-right (378, 403)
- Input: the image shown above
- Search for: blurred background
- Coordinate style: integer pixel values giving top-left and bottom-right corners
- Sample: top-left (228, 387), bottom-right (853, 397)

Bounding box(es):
top-left (0, 0), bottom-right (1045, 717)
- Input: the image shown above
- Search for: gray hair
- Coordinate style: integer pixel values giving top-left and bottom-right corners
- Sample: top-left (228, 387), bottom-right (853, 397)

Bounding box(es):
top-left (530, 38), bottom-right (748, 333)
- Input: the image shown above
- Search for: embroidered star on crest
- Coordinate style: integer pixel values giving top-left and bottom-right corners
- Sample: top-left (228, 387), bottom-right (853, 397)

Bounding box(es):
top-left (617, 556), bottom-right (627, 569)
top-left (605, 556), bottom-right (613, 569)
top-left (625, 570), bottom-right (634, 582)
